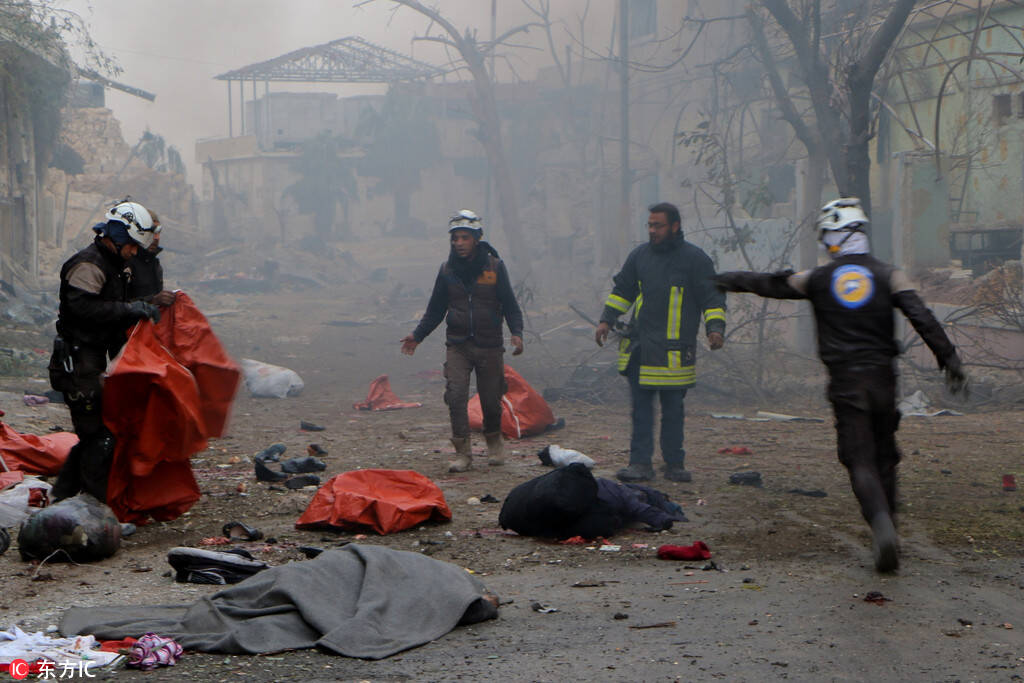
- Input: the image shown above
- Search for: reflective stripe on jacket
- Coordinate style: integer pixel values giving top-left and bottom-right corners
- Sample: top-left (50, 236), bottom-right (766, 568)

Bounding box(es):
top-left (599, 234), bottom-right (725, 388)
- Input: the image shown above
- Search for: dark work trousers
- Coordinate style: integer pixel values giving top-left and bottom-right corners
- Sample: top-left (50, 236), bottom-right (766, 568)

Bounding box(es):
top-left (51, 344), bottom-right (115, 501)
top-left (626, 354), bottom-right (687, 467)
top-left (444, 341), bottom-right (505, 438)
top-left (827, 364), bottom-right (902, 524)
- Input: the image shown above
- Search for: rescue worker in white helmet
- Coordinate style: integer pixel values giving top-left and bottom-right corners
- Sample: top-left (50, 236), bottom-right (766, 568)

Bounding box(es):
top-left (401, 210), bottom-right (525, 472)
top-left (714, 197), bottom-right (967, 573)
top-left (48, 199), bottom-right (164, 502)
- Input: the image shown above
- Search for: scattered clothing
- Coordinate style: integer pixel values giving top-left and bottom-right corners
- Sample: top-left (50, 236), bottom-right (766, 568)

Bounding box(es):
top-left (499, 463), bottom-right (686, 539)
top-left (0, 626), bottom-right (122, 672)
top-left (222, 521), bottom-right (263, 541)
top-left (717, 446), bottom-right (752, 455)
top-left (353, 375), bottom-right (423, 411)
top-left (126, 634), bottom-right (182, 671)
top-left (657, 541), bottom-right (711, 561)
top-left (299, 420), bottom-right (325, 432)
top-left (296, 469), bottom-right (451, 535)
top-left (62, 545), bottom-right (497, 659)
top-left (22, 394), bottom-right (49, 406)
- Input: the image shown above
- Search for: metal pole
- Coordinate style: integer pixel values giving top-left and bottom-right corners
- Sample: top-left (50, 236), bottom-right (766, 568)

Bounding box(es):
top-left (239, 79), bottom-right (245, 135)
top-left (618, 0), bottom-right (630, 258)
top-left (227, 80), bottom-right (233, 138)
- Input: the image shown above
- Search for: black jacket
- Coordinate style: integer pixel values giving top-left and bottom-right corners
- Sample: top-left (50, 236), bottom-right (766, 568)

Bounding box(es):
top-left (600, 233), bottom-right (726, 387)
top-left (128, 247), bottom-right (164, 301)
top-left (716, 254), bottom-right (959, 371)
top-left (57, 239), bottom-right (136, 351)
top-left (412, 243), bottom-right (524, 348)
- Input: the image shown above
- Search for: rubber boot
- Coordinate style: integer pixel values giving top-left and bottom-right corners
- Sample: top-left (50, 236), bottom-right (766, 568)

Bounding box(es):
top-left (448, 436), bottom-right (472, 473)
top-left (485, 431), bottom-right (504, 466)
top-left (870, 511), bottom-right (899, 573)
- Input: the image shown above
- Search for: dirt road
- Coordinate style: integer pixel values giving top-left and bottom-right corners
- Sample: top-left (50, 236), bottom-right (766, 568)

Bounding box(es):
top-left (1, 267), bottom-right (1022, 681)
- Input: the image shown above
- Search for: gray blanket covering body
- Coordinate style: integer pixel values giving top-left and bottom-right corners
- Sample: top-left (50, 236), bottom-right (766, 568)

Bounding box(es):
top-left (60, 544), bottom-right (491, 659)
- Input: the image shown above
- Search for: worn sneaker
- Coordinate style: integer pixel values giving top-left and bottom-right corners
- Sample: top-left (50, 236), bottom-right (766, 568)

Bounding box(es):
top-left (616, 463), bottom-right (655, 482)
top-left (663, 464), bottom-right (692, 482)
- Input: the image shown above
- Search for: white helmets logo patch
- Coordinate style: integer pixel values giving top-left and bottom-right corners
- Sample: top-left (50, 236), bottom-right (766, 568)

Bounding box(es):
top-left (831, 264), bottom-right (874, 309)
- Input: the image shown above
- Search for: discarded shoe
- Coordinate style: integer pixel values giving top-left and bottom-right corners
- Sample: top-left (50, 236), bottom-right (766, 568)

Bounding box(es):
top-left (222, 521), bottom-right (264, 541)
top-left (663, 464), bottom-right (692, 482)
top-left (480, 494), bottom-right (500, 503)
top-left (285, 474), bottom-right (321, 489)
top-left (255, 460), bottom-right (289, 482)
top-left (254, 443), bottom-right (286, 463)
top-left (307, 444), bottom-right (328, 457)
top-left (281, 456), bottom-right (327, 474)
top-left (728, 471), bottom-right (763, 487)
top-left (300, 420), bottom-right (325, 432)
top-left (298, 546), bottom-right (323, 559)
top-left (167, 547), bottom-right (268, 585)
top-left (616, 463), bottom-right (655, 483)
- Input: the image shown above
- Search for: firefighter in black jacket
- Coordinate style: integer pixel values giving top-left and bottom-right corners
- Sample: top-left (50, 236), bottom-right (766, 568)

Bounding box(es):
top-left (48, 200), bottom-right (162, 502)
top-left (715, 197), bottom-right (967, 573)
top-left (401, 210), bottom-right (524, 473)
top-left (595, 202), bottom-right (727, 484)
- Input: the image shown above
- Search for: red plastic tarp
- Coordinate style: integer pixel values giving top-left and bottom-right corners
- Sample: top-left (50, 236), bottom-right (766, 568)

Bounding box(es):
top-left (295, 469), bottom-right (451, 535)
top-left (468, 366), bottom-right (555, 439)
top-left (353, 375), bottom-right (422, 411)
top-left (103, 294), bottom-right (240, 524)
top-left (0, 422), bottom-right (77, 475)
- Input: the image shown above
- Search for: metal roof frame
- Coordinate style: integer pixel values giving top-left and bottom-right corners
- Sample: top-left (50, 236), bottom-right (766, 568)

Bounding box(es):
top-left (214, 36), bottom-right (439, 83)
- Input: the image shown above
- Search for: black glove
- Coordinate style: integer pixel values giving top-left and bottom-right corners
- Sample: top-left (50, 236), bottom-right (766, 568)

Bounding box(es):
top-left (713, 273), bottom-right (742, 292)
top-left (126, 300), bottom-right (161, 323)
top-left (943, 356), bottom-right (968, 397)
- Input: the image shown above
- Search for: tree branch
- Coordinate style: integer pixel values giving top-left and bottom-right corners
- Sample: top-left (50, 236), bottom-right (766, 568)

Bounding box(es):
top-left (851, 0), bottom-right (916, 85)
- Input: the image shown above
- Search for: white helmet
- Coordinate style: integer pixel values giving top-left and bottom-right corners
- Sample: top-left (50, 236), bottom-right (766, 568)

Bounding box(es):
top-left (817, 197), bottom-right (869, 232)
top-left (448, 209), bottom-right (482, 236)
top-left (104, 200), bottom-right (156, 249)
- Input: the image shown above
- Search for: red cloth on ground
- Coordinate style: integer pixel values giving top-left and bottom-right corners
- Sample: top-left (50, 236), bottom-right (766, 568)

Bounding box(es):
top-left (717, 446), bottom-right (752, 455)
top-left (467, 366), bottom-right (555, 439)
top-left (0, 470), bottom-right (24, 491)
top-left (295, 469), bottom-right (451, 535)
top-left (0, 422), bottom-right (77, 475)
top-left (100, 637), bottom-right (138, 652)
top-left (103, 295), bottom-right (240, 524)
top-left (353, 375), bottom-right (422, 411)
top-left (657, 541), bottom-right (711, 561)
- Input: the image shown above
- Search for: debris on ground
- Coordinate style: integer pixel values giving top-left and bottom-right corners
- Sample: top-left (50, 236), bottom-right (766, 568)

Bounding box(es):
top-left (787, 488), bottom-right (827, 497)
top-left (126, 633), bottom-right (183, 671)
top-left (241, 358), bottom-right (304, 398)
top-left (167, 547), bottom-right (269, 585)
top-left (299, 420), bottom-right (325, 432)
top-left (18, 494), bottom-right (121, 563)
top-left (657, 541), bottom-right (711, 561)
top-left (530, 602), bottom-right (558, 613)
top-left (222, 521), bottom-right (263, 541)
top-left (862, 591), bottom-right (892, 605)
top-left (717, 446), bottom-right (752, 455)
top-left (728, 471), bottom-right (764, 487)
top-left (353, 375), bottom-right (422, 411)
top-left (281, 456), bottom-right (327, 474)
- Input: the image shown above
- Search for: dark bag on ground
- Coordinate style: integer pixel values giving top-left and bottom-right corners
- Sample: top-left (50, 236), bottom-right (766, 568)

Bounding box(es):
top-left (167, 547), bottom-right (269, 585)
top-left (18, 493), bottom-right (121, 562)
top-left (498, 463), bottom-right (622, 539)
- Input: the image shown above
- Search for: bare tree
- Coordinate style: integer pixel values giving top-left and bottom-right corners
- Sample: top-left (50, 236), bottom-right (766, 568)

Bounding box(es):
top-left (752, 0), bottom-right (916, 219)
top-left (368, 0), bottom-right (532, 267)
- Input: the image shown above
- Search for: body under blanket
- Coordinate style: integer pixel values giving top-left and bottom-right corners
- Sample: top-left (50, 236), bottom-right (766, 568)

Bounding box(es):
top-left (60, 544), bottom-right (496, 659)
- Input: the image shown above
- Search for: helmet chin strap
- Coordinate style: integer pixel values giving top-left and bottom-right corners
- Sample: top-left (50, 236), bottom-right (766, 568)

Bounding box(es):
top-left (821, 226), bottom-right (868, 256)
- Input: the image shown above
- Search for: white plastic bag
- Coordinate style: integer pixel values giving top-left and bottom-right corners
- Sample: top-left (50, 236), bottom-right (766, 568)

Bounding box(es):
top-left (544, 445), bottom-right (595, 469)
top-left (240, 358), bottom-right (304, 398)
top-left (0, 477), bottom-right (51, 528)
